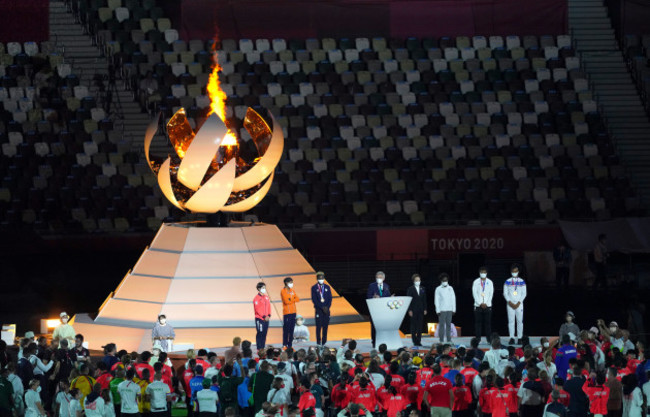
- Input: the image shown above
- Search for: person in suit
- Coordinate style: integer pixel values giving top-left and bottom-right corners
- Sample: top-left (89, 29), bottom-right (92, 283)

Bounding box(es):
top-left (367, 271), bottom-right (392, 348)
top-left (311, 271), bottom-right (332, 347)
top-left (406, 273), bottom-right (428, 348)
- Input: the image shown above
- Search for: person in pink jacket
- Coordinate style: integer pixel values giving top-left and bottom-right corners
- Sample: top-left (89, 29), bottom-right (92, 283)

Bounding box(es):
top-left (253, 282), bottom-right (271, 350)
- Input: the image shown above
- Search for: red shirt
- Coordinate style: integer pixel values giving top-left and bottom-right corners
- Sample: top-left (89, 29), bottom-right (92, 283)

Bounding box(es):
top-left (253, 293), bottom-right (272, 319)
top-left (354, 388), bottom-right (377, 414)
top-left (425, 376), bottom-right (453, 409)
top-left (331, 384), bottom-right (354, 409)
top-left (616, 367), bottom-right (631, 381)
top-left (460, 367), bottom-right (479, 387)
top-left (547, 389), bottom-right (570, 407)
top-left (505, 384), bottom-right (519, 413)
top-left (96, 372), bottom-right (113, 390)
top-left (134, 363), bottom-right (155, 381)
top-left (400, 384), bottom-right (422, 408)
top-left (377, 386), bottom-right (391, 411)
top-left (583, 385), bottom-right (610, 415)
top-left (348, 365), bottom-right (366, 378)
top-left (182, 369), bottom-right (194, 398)
top-left (417, 368), bottom-right (434, 387)
top-left (111, 362), bottom-right (123, 372)
top-left (385, 393), bottom-right (407, 417)
top-left (452, 386), bottom-right (472, 411)
top-left (490, 389), bottom-right (512, 417)
top-left (380, 364), bottom-right (391, 374)
top-left (390, 374), bottom-right (405, 392)
top-left (479, 387), bottom-right (497, 413)
top-left (627, 359), bottom-right (642, 373)
top-left (298, 391), bottom-right (316, 411)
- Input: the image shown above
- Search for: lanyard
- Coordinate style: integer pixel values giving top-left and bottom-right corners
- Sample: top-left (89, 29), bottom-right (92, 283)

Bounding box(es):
top-left (481, 280), bottom-right (486, 293)
top-left (318, 285), bottom-right (324, 298)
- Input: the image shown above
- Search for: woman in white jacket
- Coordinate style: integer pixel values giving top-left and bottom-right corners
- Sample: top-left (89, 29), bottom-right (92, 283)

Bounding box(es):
top-left (434, 273), bottom-right (456, 343)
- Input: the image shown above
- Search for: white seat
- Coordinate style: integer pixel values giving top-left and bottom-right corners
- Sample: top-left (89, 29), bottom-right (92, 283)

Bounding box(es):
top-left (340, 126), bottom-right (354, 139)
top-left (313, 159), bottom-right (327, 173)
top-left (472, 36), bottom-right (487, 49)
top-left (73, 85), bottom-right (89, 99)
top-left (9, 87), bottom-right (23, 99)
top-left (557, 35), bottom-right (572, 48)
top-left (313, 104), bottom-right (327, 117)
top-left (24, 86), bottom-right (36, 100)
top-left (401, 92), bottom-right (416, 105)
top-left (298, 82), bottom-right (313, 96)
top-left (507, 112), bottom-right (522, 125)
top-left (290, 94), bottom-right (304, 106)
top-left (8, 132), bottom-right (23, 145)
top-left (489, 36), bottom-right (504, 48)
top-left (413, 114), bottom-right (428, 127)
top-left (289, 148), bottom-right (304, 162)
top-left (444, 47), bottom-right (459, 60)
top-left (34, 142), bottom-right (49, 157)
top-left (102, 163), bottom-right (117, 177)
top-left (3, 100), bottom-right (17, 112)
top-left (402, 146), bottom-right (417, 160)
top-left (582, 100), bottom-right (598, 113)
top-left (76, 153), bottom-right (91, 166)
top-left (533, 187), bottom-right (548, 202)
top-left (405, 70), bottom-right (420, 83)
top-left (384, 59), bottom-right (398, 73)
top-left (18, 97), bottom-right (33, 112)
top-left (239, 39), bottom-right (253, 53)
top-left (346, 137), bottom-right (361, 149)
top-left (512, 166), bottom-right (527, 180)
top-left (403, 200), bottom-right (418, 214)
top-left (460, 47), bottom-right (475, 60)
top-left (164, 29), bottom-right (179, 44)
top-left (574, 78), bottom-right (589, 91)
top-left (565, 56), bottom-right (580, 71)
top-left (355, 37), bottom-right (370, 50)
top-left (433, 59), bottom-right (447, 72)
top-left (245, 51), bottom-right (261, 64)
top-left (553, 68), bottom-right (568, 80)
top-left (506, 35), bottom-right (521, 50)
top-left (1, 143), bottom-right (16, 157)
top-left (306, 126), bottom-right (321, 140)
top-left (272, 39), bottom-right (287, 52)
top-left (476, 113), bottom-right (491, 125)
top-left (486, 102), bottom-right (501, 115)
top-left (395, 81), bottom-right (410, 95)
top-left (460, 80), bottom-right (474, 94)
top-left (170, 62), bottom-right (185, 76)
top-left (544, 46), bottom-right (559, 59)
top-left (255, 39), bottom-right (270, 51)
top-left (269, 61), bottom-right (284, 75)
top-left (83, 141), bottom-right (99, 155)
top-left (344, 49), bottom-right (359, 62)
top-left (267, 83), bottom-right (282, 97)
top-left (171, 84), bottom-right (186, 98)
top-left (115, 7), bottom-right (129, 22)
top-left (523, 112), bottom-right (537, 124)
top-left (7, 42), bottom-right (21, 56)
top-left (574, 122), bottom-right (589, 135)
top-left (327, 49), bottom-right (343, 63)
top-left (373, 125), bottom-right (387, 138)
top-left (369, 147), bottom-right (384, 161)
top-left (351, 115), bottom-right (365, 128)
top-left (429, 135), bottom-right (444, 149)
top-left (539, 155), bottom-right (554, 169)
top-left (524, 79), bottom-right (539, 93)
top-left (23, 42), bottom-right (38, 56)
top-left (536, 68), bottom-right (551, 81)
top-left (386, 200), bottom-right (401, 215)
top-left (439, 102), bottom-right (454, 116)
top-left (506, 123), bottom-right (521, 135)
top-left (495, 134), bottom-right (510, 148)
top-left (534, 101), bottom-right (549, 114)
top-left (545, 134), bottom-right (560, 146)
top-left (397, 114), bottom-right (412, 128)
top-left (12, 111), bottom-right (26, 123)
top-left (285, 61), bottom-right (299, 74)
top-left (445, 114), bottom-right (459, 126)
top-left (195, 95), bottom-right (210, 108)
top-left (451, 146), bottom-right (466, 159)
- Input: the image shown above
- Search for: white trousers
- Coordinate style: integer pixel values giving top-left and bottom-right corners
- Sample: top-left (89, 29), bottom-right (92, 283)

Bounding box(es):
top-left (507, 304), bottom-right (524, 338)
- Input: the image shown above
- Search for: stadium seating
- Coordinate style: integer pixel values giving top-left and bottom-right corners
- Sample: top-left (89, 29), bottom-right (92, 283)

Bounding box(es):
top-left (623, 34), bottom-right (650, 112)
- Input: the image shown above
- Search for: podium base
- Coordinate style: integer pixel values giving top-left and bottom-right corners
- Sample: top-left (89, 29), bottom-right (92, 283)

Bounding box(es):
top-left (375, 329), bottom-right (406, 350)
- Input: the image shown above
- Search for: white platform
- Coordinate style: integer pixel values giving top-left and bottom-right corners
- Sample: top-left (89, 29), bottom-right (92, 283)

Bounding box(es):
top-left (73, 222), bottom-right (369, 351)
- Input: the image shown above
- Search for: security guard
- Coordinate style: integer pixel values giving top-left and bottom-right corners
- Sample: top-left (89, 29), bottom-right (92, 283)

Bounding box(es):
top-left (503, 264), bottom-right (527, 344)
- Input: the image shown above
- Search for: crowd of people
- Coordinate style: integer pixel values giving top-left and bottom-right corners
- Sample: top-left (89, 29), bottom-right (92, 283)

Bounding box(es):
top-left (0, 307), bottom-right (648, 417)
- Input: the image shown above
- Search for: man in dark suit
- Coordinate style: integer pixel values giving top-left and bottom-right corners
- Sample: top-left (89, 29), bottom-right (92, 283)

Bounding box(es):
top-left (366, 271), bottom-right (392, 347)
top-left (406, 273), bottom-right (427, 348)
top-left (311, 271), bottom-right (333, 347)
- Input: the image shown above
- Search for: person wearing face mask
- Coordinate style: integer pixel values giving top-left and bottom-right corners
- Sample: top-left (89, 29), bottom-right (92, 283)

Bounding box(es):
top-left (293, 315), bottom-right (310, 343)
top-left (503, 264), bottom-right (527, 345)
top-left (559, 312), bottom-right (580, 342)
top-left (434, 273), bottom-right (456, 344)
top-left (253, 282), bottom-right (272, 350)
top-left (472, 266), bottom-right (494, 345)
top-left (152, 314), bottom-right (175, 353)
top-left (311, 272), bottom-right (332, 347)
top-left (367, 271), bottom-right (392, 348)
top-left (281, 277), bottom-right (300, 349)
top-left (406, 273), bottom-right (428, 348)
top-left (53, 312), bottom-right (76, 348)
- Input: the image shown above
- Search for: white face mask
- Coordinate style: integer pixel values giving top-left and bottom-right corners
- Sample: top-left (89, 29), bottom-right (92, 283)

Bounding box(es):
top-left (61, 318), bottom-right (68, 324)
top-left (287, 283), bottom-right (294, 289)
top-left (441, 281), bottom-right (449, 287)
top-left (317, 279), bottom-right (324, 285)
top-left (159, 319), bottom-right (166, 325)
top-left (480, 273), bottom-right (487, 278)
top-left (543, 342), bottom-right (550, 348)
top-left (414, 281), bottom-right (420, 287)
top-left (296, 320), bottom-right (304, 326)
top-left (610, 327), bottom-right (617, 334)
top-left (260, 288), bottom-right (267, 294)
top-left (376, 278), bottom-right (383, 285)
top-left (511, 272), bottom-right (519, 277)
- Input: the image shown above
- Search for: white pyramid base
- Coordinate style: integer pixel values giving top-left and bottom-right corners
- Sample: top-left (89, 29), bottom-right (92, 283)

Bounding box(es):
top-left (72, 222), bottom-right (369, 351)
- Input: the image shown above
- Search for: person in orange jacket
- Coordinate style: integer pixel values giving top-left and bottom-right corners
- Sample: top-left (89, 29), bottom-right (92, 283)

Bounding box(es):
top-left (253, 282), bottom-right (271, 350)
top-left (281, 277), bottom-right (300, 348)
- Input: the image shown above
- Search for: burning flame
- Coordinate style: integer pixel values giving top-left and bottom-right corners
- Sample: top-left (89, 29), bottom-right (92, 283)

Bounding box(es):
top-left (206, 49), bottom-right (238, 148)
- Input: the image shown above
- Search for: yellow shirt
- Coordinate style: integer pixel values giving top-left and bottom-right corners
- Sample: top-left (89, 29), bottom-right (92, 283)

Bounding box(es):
top-left (70, 375), bottom-right (96, 409)
top-left (134, 378), bottom-right (150, 413)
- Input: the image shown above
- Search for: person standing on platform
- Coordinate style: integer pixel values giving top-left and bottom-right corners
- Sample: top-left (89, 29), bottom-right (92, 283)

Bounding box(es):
top-left (281, 277), bottom-right (300, 349)
top-left (407, 273), bottom-right (428, 348)
top-left (311, 272), bottom-right (332, 348)
top-left (367, 271), bottom-right (392, 348)
top-left (253, 282), bottom-right (271, 351)
top-left (472, 267), bottom-right (494, 345)
top-left (503, 264), bottom-right (527, 345)
top-left (151, 315), bottom-right (175, 353)
top-left (434, 273), bottom-right (456, 344)
top-left (53, 312), bottom-right (76, 348)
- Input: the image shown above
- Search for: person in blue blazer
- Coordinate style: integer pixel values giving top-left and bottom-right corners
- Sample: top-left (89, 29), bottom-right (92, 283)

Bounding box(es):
top-left (311, 271), bottom-right (332, 347)
top-left (367, 271), bottom-right (392, 347)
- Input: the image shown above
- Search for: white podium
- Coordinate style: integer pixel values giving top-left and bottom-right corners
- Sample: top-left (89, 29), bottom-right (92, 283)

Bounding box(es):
top-left (366, 296), bottom-right (412, 350)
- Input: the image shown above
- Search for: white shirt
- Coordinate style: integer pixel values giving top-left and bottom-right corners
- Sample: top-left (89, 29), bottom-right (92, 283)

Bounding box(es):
top-left (117, 380), bottom-right (141, 414)
top-left (56, 392), bottom-right (74, 417)
top-left (503, 277), bottom-right (527, 305)
top-left (196, 389), bottom-right (218, 413)
top-left (28, 354), bottom-right (53, 376)
top-left (369, 372), bottom-right (385, 390)
top-left (146, 381), bottom-right (171, 411)
top-left (293, 324), bottom-right (310, 341)
top-left (483, 349), bottom-right (503, 370)
top-left (103, 401), bottom-right (115, 417)
top-left (267, 388), bottom-right (290, 405)
top-left (25, 389), bottom-right (42, 417)
top-left (623, 387), bottom-right (644, 417)
top-left (472, 278), bottom-right (494, 307)
top-left (85, 396), bottom-right (105, 417)
top-left (434, 284), bottom-right (456, 313)
top-left (276, 373), bottom-right (293, 398)
top-left (536, 361), bottom-right (557, 381)
top-left (204, 366), bottom-right (220, 382)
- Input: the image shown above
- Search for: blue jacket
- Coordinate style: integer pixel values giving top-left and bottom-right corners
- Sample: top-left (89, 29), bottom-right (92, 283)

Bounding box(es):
top-left (311, 283), bottom-right (332, 312)
top-left (367, 282), bottom-right (391, 299)
top-left (554, 344), bottom-right (578, 380)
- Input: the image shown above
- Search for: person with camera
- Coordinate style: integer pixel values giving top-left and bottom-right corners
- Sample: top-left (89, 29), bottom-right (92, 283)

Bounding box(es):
top-left (337, 403), bottom-right (372, 417)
